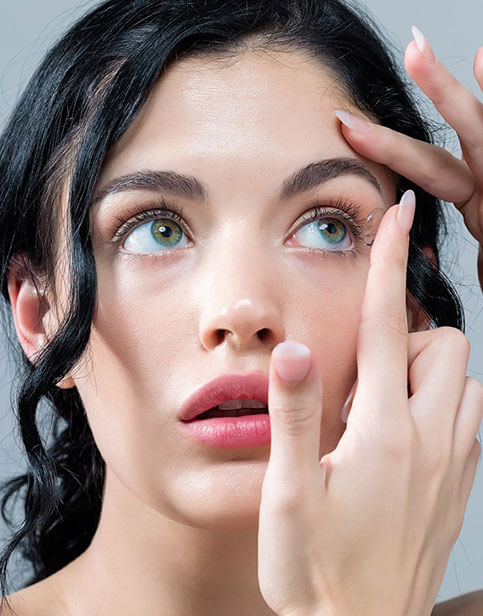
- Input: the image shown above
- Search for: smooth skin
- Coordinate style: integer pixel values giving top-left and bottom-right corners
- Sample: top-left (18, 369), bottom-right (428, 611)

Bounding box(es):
top-left (331, 27), bottom-right (483, 615)
top-left (3, 45), bottom-right (483, 616)
top-left (258, 193), bottom-right (483, 616)
top-left (336, 29), bottom-right (483, 294)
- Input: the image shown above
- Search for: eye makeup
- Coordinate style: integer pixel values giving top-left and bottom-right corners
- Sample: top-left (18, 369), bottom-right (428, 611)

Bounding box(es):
top-left (104, 196), bottom-right (386, 259)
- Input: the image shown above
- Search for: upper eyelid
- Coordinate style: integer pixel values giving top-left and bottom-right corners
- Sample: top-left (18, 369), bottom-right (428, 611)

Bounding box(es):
top-left (107, 197), bottom-right (374, 248)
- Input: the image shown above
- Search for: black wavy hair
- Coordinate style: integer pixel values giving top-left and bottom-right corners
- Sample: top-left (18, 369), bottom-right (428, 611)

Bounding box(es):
top-left (0, 0), bottom-right (464, 610)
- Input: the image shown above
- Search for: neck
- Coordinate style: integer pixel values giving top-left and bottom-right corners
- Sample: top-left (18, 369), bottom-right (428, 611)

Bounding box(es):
top-left (58, 467), bottom-right (278, 616)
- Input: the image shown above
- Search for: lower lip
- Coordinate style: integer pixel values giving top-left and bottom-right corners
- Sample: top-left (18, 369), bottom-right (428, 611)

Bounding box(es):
top-left (179, 414), bottom-right (271, 448)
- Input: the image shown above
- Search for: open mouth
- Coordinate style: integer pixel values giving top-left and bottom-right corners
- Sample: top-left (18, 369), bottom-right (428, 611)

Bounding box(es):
top-left (195, 406), bottom-right (269, 420)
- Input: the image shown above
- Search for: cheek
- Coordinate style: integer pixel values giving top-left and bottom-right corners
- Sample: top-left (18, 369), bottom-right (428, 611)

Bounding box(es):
top-left (301, 275), bottom-right (364, 403)
top-left (275, 260), bottom-right (367, 446)
top-left (76, 254), bottom-right (369, 493)
top-left (85, 256), bottom-right (369, 406)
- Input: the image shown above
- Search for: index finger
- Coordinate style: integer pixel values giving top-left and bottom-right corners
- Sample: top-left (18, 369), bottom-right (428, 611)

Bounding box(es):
top-left (405, 32), bottom-right (483, 175)
top-left (351, 190), bottom-right (415, 426)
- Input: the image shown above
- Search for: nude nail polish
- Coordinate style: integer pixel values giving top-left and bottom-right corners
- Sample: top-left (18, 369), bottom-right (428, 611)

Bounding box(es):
top-left (397, 190), bottom-right (416, 235)
top-left (411, 26), bottom-right (436, 63)
top-left (335, 110), bottom-right (372, 134)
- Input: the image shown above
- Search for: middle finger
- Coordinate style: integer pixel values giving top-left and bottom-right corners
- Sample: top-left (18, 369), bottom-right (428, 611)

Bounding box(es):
top-left (405, 30), bottom-right (483, 176)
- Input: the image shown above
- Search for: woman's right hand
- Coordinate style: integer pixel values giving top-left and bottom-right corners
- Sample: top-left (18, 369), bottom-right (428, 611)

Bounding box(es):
top-left (258, 190), bottom-right (483, 616)
top-left (336, 30), bottom-right (483, 294)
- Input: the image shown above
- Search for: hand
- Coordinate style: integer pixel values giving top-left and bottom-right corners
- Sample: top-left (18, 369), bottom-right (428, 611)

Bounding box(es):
top-left (334, 28), bottom-right (483, 294)
top-left (257, 190), bottom-right (483, 616)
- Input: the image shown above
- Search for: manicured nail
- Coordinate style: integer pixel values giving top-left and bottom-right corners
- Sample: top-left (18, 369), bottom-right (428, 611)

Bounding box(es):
top-left (273, 341), bottom-right (311, 383)
top-left (397, 190), bottom-right (416, 235)
top-left (411, 26), bottom-right (436, 63)
top-left (335, 110), bottom-right (372, 134)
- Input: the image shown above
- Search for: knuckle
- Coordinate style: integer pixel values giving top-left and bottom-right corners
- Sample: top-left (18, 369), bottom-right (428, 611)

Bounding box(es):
top-left (434, 145), bottom-right (461, 173)
top-left (464, 376), bottom-right (483, 396)
top-left (270, 398), bottom-right (317, 436)
top-left (412, 162), bottom-right (443, 195)
top-left (433, 326), bottom-right (470, 357)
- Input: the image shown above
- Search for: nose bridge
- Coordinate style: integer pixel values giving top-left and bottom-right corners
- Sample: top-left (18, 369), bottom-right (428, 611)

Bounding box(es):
top-left (197, 228), bottom-right (286, 351)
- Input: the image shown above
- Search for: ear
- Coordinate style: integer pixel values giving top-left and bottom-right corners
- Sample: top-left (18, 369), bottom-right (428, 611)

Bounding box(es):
top-left (7, 253), bottom-right (75, 389)
top-left (406, 244), bottom-right (437, 333)
top-left (421, 243), bottom-right (438, 269)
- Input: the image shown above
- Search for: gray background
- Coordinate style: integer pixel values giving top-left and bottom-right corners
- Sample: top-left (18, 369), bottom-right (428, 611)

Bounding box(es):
top-left (0, 0), bottom-right (481, 601)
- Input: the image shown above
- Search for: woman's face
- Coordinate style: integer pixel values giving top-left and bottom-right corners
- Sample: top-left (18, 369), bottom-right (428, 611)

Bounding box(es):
top-left (66, 48), bottom-right (397, 529)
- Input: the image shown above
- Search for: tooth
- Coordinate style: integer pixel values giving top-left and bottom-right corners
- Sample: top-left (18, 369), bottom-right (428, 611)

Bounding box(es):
top-left (217, 399), bottom-right (266, 410)
top-left (218, 400), bottom-right (244, 410)
top-left (243, 399), bottom-right (266, 408)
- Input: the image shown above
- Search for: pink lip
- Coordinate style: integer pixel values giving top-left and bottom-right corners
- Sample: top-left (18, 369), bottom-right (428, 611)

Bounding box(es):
top-left (178, 372), bottom-right (269, 422)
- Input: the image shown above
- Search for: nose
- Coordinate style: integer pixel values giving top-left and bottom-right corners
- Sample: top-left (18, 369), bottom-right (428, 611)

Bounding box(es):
top-left (198, 240), bottom-right (286, 353)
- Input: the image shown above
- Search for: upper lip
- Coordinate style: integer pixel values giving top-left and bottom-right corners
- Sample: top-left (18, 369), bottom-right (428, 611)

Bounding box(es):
top-left (178, 372), bottom-right (269, 422)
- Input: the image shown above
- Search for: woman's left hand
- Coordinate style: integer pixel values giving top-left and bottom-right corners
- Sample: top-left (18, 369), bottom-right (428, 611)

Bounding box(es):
top-left (334, 28), bottom-right (483, 293)
top-left (257, 196), bottom-right (483, 616)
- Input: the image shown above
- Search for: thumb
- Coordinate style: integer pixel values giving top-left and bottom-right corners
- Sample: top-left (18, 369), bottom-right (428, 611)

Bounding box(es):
top-left (267, 341), bottom-right (324, 479)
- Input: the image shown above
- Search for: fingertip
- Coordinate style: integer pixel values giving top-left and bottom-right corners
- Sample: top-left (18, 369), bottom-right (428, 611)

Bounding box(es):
top-left (334, 109), bottom-right (372, 134)
top-left (397, 190), bottom-right (416, 236)
top-left (273, 340), bottom-right (311, 384)
top-left (474, 47), bottom-right (483, 85)
top-left (404, 40), bottom-right (422, 75)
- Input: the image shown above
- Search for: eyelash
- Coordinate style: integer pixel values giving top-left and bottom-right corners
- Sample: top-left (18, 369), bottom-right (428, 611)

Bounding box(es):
top-left (108, 197), bottom-right (370, 259)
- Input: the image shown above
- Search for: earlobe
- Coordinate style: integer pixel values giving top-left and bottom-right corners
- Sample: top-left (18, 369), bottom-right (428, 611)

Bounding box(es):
top-left (7, 253), bottom-right (49, 363)
top-left (407, 293), bottom-right (432, 332)
top-left (421, 243), bottom-right (438, 269)
top-left (7, 253), bottom-right (75, 389)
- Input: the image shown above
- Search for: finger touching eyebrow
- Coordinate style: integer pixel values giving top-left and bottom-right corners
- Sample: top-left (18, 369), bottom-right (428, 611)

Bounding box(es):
top-left (92, 156), bottom-right (382, 207)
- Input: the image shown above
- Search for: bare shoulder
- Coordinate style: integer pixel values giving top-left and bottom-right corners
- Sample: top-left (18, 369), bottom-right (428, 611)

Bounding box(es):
top-left (0, 575), bottom-right (69, 616)
top-left (432, 589), bottom-right (483, 615)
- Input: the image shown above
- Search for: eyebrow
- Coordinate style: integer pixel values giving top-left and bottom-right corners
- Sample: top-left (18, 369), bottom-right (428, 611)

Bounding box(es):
top-left (92, 157), bottom-right (382, 207)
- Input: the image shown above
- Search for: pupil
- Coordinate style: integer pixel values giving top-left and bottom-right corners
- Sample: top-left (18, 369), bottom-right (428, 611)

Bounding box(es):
top-left (159, 225), bottom-right (172, 238)
top-left (318, 219), bottom-right (346, 244)
top-left (151, 220), bottom-right (183, 246)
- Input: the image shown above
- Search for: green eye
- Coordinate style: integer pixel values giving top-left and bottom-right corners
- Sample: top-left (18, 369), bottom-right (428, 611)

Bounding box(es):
top-left (293, 216), bottom-right (351, 251)
top-left (124, 217), bottom-right (188, 254)
top-left (317, 219), bottom-right (347, 244)
top-left (151, 220), bottom-right (183, 246)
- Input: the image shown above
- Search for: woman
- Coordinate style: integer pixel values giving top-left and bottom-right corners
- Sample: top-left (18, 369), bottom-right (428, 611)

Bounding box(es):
top-left (0, 1), bottom-right (481, 614)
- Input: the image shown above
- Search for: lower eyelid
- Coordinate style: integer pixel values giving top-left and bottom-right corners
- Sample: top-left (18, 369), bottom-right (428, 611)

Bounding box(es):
top-left (115, 205), bottom-right (369, 255)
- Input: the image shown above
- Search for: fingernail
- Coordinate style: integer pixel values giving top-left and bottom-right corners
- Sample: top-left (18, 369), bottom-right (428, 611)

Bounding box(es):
top-left (397, 190), bottom-right (416, 235)
top-left (411, 26), bottom-right (436, 63)
top-left (335, 110), bottom-right (372, 134)
top-left (341, 383), bottom-right (356, 423)
top-left (273, 341), bottom-right (311, 383)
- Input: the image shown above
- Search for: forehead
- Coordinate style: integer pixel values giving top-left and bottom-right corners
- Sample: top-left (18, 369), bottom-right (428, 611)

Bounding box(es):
top-left (97, 48), bottom-right (396, 204)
